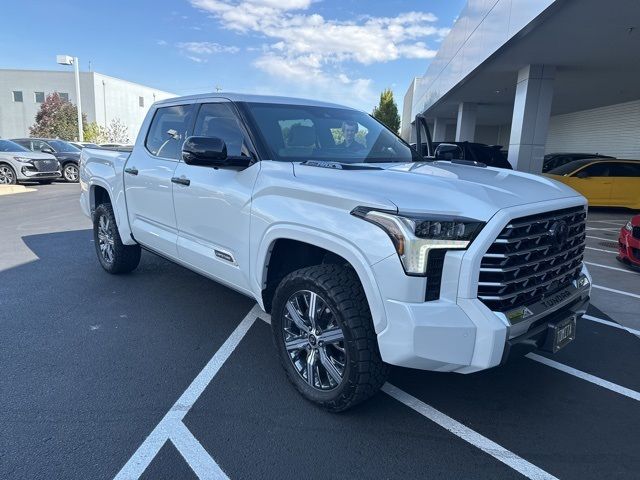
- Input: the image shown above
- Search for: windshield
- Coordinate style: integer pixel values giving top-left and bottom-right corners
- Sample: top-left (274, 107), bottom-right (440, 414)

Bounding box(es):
top-left (0, 140), bottom-right (29, 152)
top-left (547, 159), bottom-right (594, 176)
top-left (243, 102), bottom-right (421, 164)
top-left (48, 140), bottom-right (80, 153)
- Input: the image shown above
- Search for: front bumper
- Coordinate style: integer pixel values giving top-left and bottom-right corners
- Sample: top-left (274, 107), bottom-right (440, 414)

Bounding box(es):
top-left (18, 170), bottom-right (62, 180)
top-left (376, 269), bottom-right (591, 372)
top-left (618, 228), bottom-right (640, 268)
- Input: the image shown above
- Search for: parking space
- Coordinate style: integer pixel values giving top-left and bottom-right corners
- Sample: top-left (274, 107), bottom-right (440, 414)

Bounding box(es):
top-left (1, 185), bottom-right (639, 480)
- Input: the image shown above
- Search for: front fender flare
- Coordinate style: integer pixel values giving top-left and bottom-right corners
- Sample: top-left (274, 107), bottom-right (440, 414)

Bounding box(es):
top-left (255, 224), bottom-right (388, 333)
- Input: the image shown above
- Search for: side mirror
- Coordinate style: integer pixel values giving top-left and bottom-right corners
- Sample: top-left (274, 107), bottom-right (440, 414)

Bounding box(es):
top-left (182, 136), bottom-right (252, 169)
top-left (575, 170), bottom-right (589, 179)
top-left (41, 147), bottom-right (55, 154)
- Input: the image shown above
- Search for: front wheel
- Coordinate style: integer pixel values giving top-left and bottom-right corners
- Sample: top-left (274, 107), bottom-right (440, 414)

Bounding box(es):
top-left (93, 203), bottom-right (141, 274)
top-left (0, 164), bottom-right (17, 184)
top-left (271, 264), bottom-right (389, 412)
top-left (62, 163), bottom-right (79, 182)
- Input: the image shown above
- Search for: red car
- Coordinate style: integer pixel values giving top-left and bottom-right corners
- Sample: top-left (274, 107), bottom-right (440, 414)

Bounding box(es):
top-left (618, 214), bottom-right (640, 270)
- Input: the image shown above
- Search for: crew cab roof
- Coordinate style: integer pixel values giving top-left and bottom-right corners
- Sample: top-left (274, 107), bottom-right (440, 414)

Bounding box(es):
top-left (154, 92), bottom-right (355, 110)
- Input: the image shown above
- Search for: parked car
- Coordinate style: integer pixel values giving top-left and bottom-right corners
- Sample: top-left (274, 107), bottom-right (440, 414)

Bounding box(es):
top-left (543, 152), bottom-right (614, 173)
top-left (618, 215), bottom-right (640, 270)
top-left (545, 158), bottom-right (640, 209)
top-left (0, 139), bottom-right (60, 184)
top-left (99, 143), bottom-right (124, 148)
top-left (80, 93), bottom-right (591, 411)
top-left (413, 141), bottom-right (512, 169)
top-left (10, 138), bottom-right (81, 182)
top-left (69, 141), bottom-right (99, 149)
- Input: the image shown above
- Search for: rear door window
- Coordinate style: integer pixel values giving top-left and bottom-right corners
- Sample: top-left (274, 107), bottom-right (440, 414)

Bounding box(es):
top-left (145, 105), bottom-right (195, 160)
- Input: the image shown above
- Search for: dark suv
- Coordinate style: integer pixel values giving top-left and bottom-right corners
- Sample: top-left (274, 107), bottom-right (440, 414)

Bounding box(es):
top-left (10, 138), bottom-right (81, 182)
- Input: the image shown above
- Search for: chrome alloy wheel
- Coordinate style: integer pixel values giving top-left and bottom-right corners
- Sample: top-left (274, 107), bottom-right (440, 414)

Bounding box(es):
top-left (64, 164), bottom-right (79, 182)
top-left (0, 165), bottom-right (15, 184)
top-left (282, 290), bottom-right (346, 390)
top-left (97, 214), bottom-right (115, 264)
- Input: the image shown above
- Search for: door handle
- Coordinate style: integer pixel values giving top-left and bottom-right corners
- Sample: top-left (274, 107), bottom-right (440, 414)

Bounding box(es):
top-left (171, 176), bottom-right (191, 186)
top-left (124, 167), bottom-right (138, 175)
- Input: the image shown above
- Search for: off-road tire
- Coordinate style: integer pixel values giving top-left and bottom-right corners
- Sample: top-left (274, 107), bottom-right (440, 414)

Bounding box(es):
top-left (93, 203), bottom-right (141, 274)
top-left (272, 264), bottom-right (389, 412)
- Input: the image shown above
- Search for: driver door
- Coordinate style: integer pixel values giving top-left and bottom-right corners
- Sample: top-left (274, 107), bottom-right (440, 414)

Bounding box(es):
top-left (172, 100), bottom-right (260, 294)
top-left (565, 162), bottom-right (613, 206)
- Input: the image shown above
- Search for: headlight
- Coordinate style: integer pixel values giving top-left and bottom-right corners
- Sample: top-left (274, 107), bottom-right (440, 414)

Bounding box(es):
top-left (13, 156), bottom-right (33, 163)
top-left (624, 221), bottom-right (633, 231)
top-left (351, 207), bottom-right (485, 276)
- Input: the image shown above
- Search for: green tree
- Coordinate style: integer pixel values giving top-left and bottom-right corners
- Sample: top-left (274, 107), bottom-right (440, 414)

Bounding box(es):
top-left (84, 122), bottom-right (107, 144)
top-left (29, 92), bottom-right (87, 140)
top-left (372, 88), bottom-right (400, 133)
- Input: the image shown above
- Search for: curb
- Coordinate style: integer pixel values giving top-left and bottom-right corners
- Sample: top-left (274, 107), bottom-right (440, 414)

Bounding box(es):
top-left (0, 185), bottom-right (37, 196)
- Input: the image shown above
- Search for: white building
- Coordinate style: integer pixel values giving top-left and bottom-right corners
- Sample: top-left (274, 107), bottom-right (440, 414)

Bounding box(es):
top-left (402, 0), bottom-right (640, 172)
top-left (0, 69), bottom-right (175, 141)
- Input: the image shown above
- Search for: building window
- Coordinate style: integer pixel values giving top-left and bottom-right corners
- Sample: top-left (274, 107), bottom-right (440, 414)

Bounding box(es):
top-left (139, 96), bottom-right (144, 107)
top-left (34, 91), bottom-right (45, 103)
top-left (59, 92), bottom-right (69, 102)
top-left (12, 91), bottom-right (23, 102)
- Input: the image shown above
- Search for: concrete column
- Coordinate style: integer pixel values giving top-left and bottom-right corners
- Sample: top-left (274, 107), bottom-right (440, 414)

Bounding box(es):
top-left (507, 64), bottom-right (555, 172)
top-left (432, 117), bottom-right (447, 142)
top-left (455, 103), bottom-right (477, 142)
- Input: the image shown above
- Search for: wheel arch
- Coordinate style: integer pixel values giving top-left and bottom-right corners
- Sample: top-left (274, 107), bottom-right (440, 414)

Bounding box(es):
top-left (256, 226), bottom-right (387, 333)
top-left (88, 180), bottom-right (135, 245)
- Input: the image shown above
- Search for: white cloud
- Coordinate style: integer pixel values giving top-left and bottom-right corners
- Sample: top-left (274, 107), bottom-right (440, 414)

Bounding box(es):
top-left (176, 41), bottom-right (240, 62)
top-left (188, 0), bottom-right (447, 108)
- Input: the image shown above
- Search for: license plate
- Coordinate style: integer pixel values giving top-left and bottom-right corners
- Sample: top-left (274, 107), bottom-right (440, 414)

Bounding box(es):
top-left (551, 316), bottom-right (576, 353)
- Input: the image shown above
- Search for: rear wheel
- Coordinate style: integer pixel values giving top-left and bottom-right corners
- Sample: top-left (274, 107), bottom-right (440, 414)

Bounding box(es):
top-left (271, 264), bottom-right (388, 412)
top-left (0, 164), bottom-right (17, 185)
top-left (93, 203), bottom-right (141, 274)
top-left (62, 163), bottom-right (79, 182)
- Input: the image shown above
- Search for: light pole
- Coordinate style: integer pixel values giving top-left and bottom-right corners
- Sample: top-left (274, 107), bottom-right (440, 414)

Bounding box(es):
top-left (56, 55), bottom-right (84, 141)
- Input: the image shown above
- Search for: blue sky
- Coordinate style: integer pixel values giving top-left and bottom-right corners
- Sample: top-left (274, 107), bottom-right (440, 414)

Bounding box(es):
top-left (1, 0), bottom-right (465, 111)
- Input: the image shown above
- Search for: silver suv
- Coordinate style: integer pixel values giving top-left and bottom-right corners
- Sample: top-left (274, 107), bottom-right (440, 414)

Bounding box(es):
top-left (0, 139), bottom-right (60, 184)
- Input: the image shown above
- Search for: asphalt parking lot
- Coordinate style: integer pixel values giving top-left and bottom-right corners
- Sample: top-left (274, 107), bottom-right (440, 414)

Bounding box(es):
top-left (1, 183), bottom-right (639, 480)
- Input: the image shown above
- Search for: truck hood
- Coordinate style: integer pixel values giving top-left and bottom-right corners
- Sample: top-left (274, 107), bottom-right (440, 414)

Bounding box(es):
top-left (293, 161), bottom-right (583, 221)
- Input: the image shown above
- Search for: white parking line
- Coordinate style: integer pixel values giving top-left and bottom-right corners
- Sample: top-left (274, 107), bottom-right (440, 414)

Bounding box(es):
top-left (586, 235), bottom-right (617, 242)
top-left (526, 353), bottom-right (640, 402)
top-left (586, 246), bottom-right (616, 254)
top-left (593, 284), bottom-right (640, 300)
top-left (382, 383), bottom-right (558, 480)
top-left (587, 220), bottom-right (624, 226)
top-left (582, 314), bottom-right (640, 337)
top-left (586, 227), bottom-right (620, 231)
top-left (114, 304), bottom-right (262, 480)
top-left (584, 261), bottom-right (637, 274)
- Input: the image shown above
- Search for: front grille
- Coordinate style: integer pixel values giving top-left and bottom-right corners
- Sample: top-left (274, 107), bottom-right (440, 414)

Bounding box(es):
top-left (633, 226), bottom-right (640, 240)
top-left (33, 159), bottom-right (58, 172)
top-left (478, 206), bottom-right (586, 312)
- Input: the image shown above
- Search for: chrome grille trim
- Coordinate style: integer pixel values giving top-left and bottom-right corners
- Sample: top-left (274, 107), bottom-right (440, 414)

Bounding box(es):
top-left (477, 206), bottom-right (586, 312)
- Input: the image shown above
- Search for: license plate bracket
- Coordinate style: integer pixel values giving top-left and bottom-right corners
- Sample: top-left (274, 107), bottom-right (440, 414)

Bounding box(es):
top-left (543, 315), bottom-right (577, 353)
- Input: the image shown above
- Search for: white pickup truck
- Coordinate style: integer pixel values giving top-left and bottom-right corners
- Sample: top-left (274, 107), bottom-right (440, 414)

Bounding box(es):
top-left (80, 94), bottom-right (591, 411)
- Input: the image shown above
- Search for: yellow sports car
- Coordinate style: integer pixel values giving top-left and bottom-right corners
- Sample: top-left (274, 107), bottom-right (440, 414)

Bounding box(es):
top-left (545, 158), bottom-right (640, 209)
